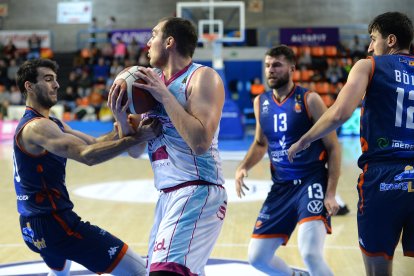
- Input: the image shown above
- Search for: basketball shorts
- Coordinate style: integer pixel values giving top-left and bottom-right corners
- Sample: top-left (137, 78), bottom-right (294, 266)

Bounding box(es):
top-left (252, 171), bottom-right (331, 244)
top-left (19, 209), bottom-right (127, 273)
top-left (357, 162), bottom-right (414, 259)
top-left (148, 184), bottom-right (227, 275)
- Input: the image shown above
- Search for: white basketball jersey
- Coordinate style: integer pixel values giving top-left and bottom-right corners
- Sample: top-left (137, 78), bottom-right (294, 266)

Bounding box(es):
top-left (147, 63), bottom-right (224, 190)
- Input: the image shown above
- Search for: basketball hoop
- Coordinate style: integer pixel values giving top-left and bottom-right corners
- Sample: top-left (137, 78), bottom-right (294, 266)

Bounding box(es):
top-left (202, 33), bottom-right (218, 49)
top-left (201, 33), bottom-right (224, 69)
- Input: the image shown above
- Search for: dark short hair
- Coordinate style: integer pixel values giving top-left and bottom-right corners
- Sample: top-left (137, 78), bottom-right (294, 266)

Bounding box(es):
top-left (16, 59), bottom-right (58, 97)
top-left (368, 12), bottom-right (414, 50)
top-left (160, 17), bottom-right (198, 58)
top-left (265, 45), bottom-right (296, 65)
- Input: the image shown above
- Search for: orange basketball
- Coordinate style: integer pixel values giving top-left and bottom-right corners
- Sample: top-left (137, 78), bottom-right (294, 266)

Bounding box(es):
top-left (115, 66), bottom-right (157, 114)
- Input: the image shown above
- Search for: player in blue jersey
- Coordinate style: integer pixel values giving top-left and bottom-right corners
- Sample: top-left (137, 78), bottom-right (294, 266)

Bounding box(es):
top-left (235, 45), bottom-right (341, 276)
top-left (108, 17), bottom-right (227, 276)
top-left (13, 58), bottom-right (160, 275)
top-left (288, 12), bottom-right (414, 276)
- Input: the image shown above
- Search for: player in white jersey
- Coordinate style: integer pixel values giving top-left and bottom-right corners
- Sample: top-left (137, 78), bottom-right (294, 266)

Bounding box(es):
top-left (109, 17), bottom-right (227, 276)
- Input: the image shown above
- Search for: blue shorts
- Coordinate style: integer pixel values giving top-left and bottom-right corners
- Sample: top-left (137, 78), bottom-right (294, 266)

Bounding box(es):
top-left (357, 162), bottom-right (414, 259)
top-left (19, 210), bottom-right (127, 273)
top-left (252, 171), bottom-right (331, 244)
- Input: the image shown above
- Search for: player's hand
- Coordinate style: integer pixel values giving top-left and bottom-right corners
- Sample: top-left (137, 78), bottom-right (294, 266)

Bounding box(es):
top-left (135, 117), bottom-right (162, 141)
top-left (324, 194), bottom-right (340, 216)
top-left (127, 114), bottom-right (142, 131)
top-left (108, 83), bottom-right (129, 121)
top-left (235, 167), bottom-right (249, 198)
top-left (133, 67), bottom-right (170, 103)
top-left (287, 139), bottom-right (310, 163)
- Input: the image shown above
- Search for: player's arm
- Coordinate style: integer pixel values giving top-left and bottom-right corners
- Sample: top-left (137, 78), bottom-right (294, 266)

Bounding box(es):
top-left (62, 121), bottom-right (118, 145)
top-left (306, 92), bottom-right (341, 216)
top-left (235, 96), bottom-right (268, 198)
top-left (22, 118), bottom-right (159, 166)
top-left (135, 66), bottom-right (225, 155)
top-left (288, 58), bottom-right (372, 161)
top-left (107, 83), bottom-right (147, 158)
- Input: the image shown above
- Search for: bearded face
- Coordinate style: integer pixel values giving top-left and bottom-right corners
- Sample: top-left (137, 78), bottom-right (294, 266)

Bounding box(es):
top-left (264, 55), bottom-right (293, 90)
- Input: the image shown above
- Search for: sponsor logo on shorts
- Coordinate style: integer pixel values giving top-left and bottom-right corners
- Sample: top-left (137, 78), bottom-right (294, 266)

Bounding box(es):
top-left (255, 220), bottom-right (263, 229)
top-left (154, 238), bottom-right (167, 252)
top-left (380, 182), bottom-right (409, 191)
top-left (22, 222), bottom-right (47, 250)
top-left (108, 246), bottom-right (119, 259)
top-left (16, 194), bottom-right (29, 200)
top-left (216, 203), bottom-right (227, 220)
top-left (307, 200), bottom-right (323, 214)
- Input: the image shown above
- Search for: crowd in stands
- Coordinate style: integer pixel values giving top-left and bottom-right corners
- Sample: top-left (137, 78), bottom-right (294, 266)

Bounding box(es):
top-left (282, 43), bottom-right (365, 107)
top-left (0, 32), bottom-right (379, 122)
top-left (59, 40), bottom-right (150, 122)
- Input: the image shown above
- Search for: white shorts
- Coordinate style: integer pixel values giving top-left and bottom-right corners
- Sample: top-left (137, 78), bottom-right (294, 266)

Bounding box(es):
top-left (147, 184), bottom-right (227, 275)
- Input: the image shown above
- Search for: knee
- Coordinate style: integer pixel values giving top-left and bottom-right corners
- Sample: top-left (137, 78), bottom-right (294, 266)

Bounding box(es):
top-left (248, 247), bottom-right (267, 269)
top-left (301, 250), bottom-right (320, 266)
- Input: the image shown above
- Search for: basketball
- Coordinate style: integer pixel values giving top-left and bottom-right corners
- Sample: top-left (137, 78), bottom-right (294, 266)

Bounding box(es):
top-left (114, 66), bottom-right (157, 114)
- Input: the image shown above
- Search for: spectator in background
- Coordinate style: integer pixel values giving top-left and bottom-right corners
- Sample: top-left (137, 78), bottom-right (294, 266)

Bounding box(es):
top-left (77, 70), bottom-right (93, 98)
top-left (113, 37), bottom-right (127, 63)
top-left (67, 71), bottom-right (79, 93)
top-left (110, 59), bottom-right (123, 78)
top-left (349, 35), bottom-right (366, 58)
top-left (325, 59), bottom-right (345, 84)
top-left (7, 58), bottom-right (19, 87)
top-left (89, 17), bottom-right (98, 43)
top-left (92, 57), bottom-right (110, 85)
top-left (127, 37), bottom-right (140, 63)
top-left (0, 59), bottom-right (9, 88)
top-left (250, 77), bottom-right (265, 100)
top-left (137, 46), bottom-right (150, 66)
top-left (27, 34), bottom-right (42, 60)
top-left (61, 86), bottom-right (79, 112)
top-left (3, 39), bottom-right (17, 61)
top-left (297, 50), bottom-right (312, 69)
top-left (101, 42), bottom-right (114, 64)
top-left (105, 16), bottom-right (116, 41)
top-left (9, 84), bottom-right (23, 105)
top-left (0, 84), bottom-right (10, 119)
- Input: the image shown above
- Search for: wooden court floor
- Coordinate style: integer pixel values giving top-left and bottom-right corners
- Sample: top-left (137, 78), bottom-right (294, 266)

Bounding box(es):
top-left (0, 140), bottom-right (413, 275)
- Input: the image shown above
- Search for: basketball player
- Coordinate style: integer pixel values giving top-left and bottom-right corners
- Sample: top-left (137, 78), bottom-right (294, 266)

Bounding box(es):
top-left (235, 45), bottom-right (340, 276)
top-left (13, 59), bottom-right (160, 275)
top-left (108, 17), bottom-right (227, 276)
top-left (288, 12), bottom-right (414, 276)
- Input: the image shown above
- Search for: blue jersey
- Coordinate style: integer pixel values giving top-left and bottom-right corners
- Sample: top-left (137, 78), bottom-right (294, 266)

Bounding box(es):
top-left (259, 85), bottom-right (327, 181)
top-left (13, 107), bottom-right (73, 216)
top-left (358, 55), bottom-right (414, 168)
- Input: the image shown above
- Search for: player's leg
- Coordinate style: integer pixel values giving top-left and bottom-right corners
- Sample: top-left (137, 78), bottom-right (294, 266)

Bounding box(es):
top-left (297, 220), bottom-right (333, 276)
top-left (47, 260), bottom-right (71, 276)
top-left (362, 255), bottom-right (392, 276)
top-left (248, 237), bottom-right (293, 275)
top-left (111, 247), bottom-right (147, 276)
top-left (149, 185), bottom-right (227, 275)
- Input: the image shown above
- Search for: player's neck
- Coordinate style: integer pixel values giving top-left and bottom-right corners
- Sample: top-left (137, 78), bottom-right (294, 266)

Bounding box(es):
top-left (162, 56), bottom-right (192, 80)
top-left (26, 100), bottom-right (50, 118)
top-left (272, 81), bottom-right (295, 102)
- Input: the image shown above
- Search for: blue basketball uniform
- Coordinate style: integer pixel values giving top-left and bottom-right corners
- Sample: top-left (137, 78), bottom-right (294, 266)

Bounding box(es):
top-left (253, 86), bottom-right (331, 242)
top-left (13, 107), bottom-right (128, 272)
top-left (357, 55), bottom-right (414, 259)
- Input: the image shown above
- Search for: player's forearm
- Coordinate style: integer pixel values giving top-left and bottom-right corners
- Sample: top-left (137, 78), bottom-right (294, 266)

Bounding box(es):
top-left (325, 149), bottom-right (341, 198)
top-left (95, 128), bottom-right (119, 142)
top-left (238, 142), bottom-right (267, 172)
top-left (77, 136), bottom-right (140, 166)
